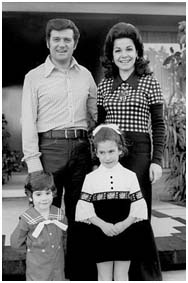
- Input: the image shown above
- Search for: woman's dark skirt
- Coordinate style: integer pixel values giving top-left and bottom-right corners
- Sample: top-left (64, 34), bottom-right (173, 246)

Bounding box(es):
top-left (120, 131), bottom-right (162, 281)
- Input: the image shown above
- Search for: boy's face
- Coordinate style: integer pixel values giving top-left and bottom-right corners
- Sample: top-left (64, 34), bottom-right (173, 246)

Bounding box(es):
top-left (32, 189), bottom-right (53, 212)
top-left (96, 140), bottom-right (122, 169)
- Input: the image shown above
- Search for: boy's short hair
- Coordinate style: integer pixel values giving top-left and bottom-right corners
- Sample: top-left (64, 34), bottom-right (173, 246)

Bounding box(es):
top-left (25, 172), bottom-right (57, 199)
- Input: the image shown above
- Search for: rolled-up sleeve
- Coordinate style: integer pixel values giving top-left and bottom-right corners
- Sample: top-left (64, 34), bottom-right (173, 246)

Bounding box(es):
top-left (87, 73), bottom-right (97, 123)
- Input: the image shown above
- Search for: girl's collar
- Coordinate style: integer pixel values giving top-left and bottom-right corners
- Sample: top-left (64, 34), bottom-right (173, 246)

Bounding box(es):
top-left (99, 162), bottom-right (121, 172)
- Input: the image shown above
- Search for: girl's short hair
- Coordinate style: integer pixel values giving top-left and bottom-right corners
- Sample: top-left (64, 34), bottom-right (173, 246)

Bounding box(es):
top-left (25, 172), bottom-right (57, 199)
top-left (101, 22), bottom-right (151, 78)
top-left (93, 126), bottom-right (128, 157)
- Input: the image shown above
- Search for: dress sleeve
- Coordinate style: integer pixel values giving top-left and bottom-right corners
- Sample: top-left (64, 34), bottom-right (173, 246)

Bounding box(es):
top-left (75, 175), bottom-right (96, 222)
top-left (129, 173), bottom-right (148, 220)
top-left (97, 105), bottom-right (107, 124)
top-left (148, 76), bottom-right (164, 105)
top-left (97, 79), bottom-right (105, 107)
top-left (148, 76), bottom-right (165, 166)
top-left (97, 79), bottom-right (107, 124)
top-left (10, 216), bottom-right (29, 251)
top-left (150, 104), bottom-right (165, 166)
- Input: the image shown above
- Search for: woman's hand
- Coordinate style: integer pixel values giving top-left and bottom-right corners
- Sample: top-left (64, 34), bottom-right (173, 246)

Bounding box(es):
top-left (149, 163), bottom-right (162, 184)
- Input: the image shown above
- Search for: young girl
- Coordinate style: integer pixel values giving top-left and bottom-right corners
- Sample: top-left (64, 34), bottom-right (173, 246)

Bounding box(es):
top-left (74, 124), bottom-right (162, 281)
top-left (10, 172), bottom-right (67, 281)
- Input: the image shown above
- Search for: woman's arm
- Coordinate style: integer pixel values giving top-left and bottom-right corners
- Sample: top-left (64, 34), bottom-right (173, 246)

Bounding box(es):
top-left (97, 105), bottom-right (107, 125)
top-left (150, 103), bottom-right (165, 166)
top-left (150, 103), bottom-right (165, 183)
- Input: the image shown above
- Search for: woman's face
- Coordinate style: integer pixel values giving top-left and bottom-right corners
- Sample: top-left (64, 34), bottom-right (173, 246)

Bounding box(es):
top-left (113, 37), bottom-right (137, 73)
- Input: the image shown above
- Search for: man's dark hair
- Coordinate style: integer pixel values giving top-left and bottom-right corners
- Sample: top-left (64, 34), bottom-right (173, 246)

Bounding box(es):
top-left (46, 18), bottom-right (80, 44)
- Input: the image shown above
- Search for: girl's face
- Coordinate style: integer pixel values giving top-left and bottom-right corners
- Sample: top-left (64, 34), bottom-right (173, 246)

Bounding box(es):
top-left (113, 37), bottom-right (137, 73)
top-left (96, 140), bottom-right (122, 169)
top-left (32, 189), bottom-right (53, 212)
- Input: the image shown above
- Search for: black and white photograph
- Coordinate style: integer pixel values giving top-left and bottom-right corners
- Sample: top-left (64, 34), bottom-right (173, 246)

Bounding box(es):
top-left (2, 1), bottom-right (186, 281)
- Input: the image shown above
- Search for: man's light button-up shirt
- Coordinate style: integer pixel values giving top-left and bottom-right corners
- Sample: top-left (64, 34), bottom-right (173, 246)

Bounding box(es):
top-left (22, 56), bottom-right (97, 173)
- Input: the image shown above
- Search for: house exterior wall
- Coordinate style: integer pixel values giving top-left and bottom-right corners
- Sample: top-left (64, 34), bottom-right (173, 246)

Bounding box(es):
top-left (2, 2), bottom-right (186, 16)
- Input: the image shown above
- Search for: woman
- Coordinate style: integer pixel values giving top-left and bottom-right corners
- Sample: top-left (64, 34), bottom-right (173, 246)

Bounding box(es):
top-left (97, 22), bottom-right (165, 280)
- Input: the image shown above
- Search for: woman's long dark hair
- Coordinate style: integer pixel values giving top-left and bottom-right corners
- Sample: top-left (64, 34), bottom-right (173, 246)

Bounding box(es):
top-left (101, 22), bottom-right (152, 78)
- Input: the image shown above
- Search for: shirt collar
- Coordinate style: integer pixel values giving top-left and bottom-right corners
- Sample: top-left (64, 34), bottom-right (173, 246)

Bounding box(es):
top-left (44, 55), bottom-right (80, 77)
top-left (23, 205), bottom-right (63, 224)
top-left (112, 71), bottom-right (139, 92)
top-left (99, 162), bottom-right (122, 173)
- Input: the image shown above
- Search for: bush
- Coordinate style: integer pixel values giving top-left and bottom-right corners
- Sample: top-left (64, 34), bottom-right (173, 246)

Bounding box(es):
top-left (2, 114), bottom-right (25, 184)
top-left (163, 21), bottom-right (186, 202)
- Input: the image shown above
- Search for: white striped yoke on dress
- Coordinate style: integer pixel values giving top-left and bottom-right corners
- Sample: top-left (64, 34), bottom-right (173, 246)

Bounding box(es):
top-left (76, 162), bottom-right (148, 222)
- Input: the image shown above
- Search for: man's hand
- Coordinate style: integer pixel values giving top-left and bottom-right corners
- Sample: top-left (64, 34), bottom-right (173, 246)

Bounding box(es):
top-left (29, 170), bottom-right (44, 177)
top-left (26, 170), bottom-right (44, 183)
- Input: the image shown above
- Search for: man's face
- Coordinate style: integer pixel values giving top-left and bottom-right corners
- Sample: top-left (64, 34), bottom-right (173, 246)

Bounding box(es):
top-left (47, 29), bottom-right (77, 66)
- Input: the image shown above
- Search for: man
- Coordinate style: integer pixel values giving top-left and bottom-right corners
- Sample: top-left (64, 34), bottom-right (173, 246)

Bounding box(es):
top-left (21, 18), bottom-right (97, 280)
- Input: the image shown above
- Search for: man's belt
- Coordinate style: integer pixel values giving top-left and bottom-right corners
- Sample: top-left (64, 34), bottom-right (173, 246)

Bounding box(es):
top-left (39, 129), bottom-right (88, 139)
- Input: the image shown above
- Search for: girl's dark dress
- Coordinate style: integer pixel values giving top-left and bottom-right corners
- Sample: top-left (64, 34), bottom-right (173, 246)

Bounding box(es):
top-left (73, 163), bottom-right (161, 275)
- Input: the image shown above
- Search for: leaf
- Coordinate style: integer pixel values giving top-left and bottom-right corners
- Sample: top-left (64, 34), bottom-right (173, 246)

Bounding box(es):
top-left (170, 47), bottom-right (174, 53)
top-left (163, 55), bottom-right (174, 65)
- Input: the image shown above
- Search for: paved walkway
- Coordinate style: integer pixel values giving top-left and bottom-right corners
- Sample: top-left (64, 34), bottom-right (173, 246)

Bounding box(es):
top-left (2, 173), bottom-right (186, 281)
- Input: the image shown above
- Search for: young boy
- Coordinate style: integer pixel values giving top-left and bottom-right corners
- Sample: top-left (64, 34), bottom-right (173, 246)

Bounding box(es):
top-left (10, 172), bottom-right (67, 281)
